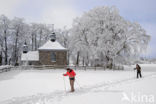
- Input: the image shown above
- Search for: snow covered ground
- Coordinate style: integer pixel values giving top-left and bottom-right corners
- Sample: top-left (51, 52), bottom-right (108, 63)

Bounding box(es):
top-left (0, 64), bottom-right (156, 104)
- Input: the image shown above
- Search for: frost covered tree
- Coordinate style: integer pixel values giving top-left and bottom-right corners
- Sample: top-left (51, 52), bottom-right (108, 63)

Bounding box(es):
top-left (56, 28), bottom-right (71, 64)
top-left (0, 15), bottom-right (11, 65)
top-left (10, 17), bottom-right (28, 65)
top-left (70, 6), bottom-right (150, 67)
top-left (0, 15), bottom-right (53, 65)
top-left (56, 28), bottom-right (70, 48)
top-left (30, 23), bottom-right (50, 51)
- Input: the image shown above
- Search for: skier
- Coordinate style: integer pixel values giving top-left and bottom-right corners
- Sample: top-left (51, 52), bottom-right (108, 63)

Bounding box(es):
top-left (134, 64), bottom-right (142, 78)
top-left (63, 68), bottom-right (76, 92)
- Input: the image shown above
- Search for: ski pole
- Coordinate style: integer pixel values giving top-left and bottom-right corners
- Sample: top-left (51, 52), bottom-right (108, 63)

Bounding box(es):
top-left (134, 68), bottom-right (136, 78)
top-left (75, 79), bottom-right (82, 89)
top-left (63, 76), bottom-right (67, 93)
top-left (134, 70), bottom-right (136, 78)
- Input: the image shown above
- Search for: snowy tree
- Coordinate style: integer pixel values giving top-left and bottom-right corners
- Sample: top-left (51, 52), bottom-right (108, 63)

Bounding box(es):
top-left (56, 28), bottom-right (70, 48)
top-left (10, 17), bottom-right (28, 65)
top-left (70, 6), bottom-right (150, 67)
top-left (56, 28), bottom-right (71, 64)
top-left (30, 23), bottom-right (51, 51)
top-left (0, 15), bottom-right (53, 66)
top-left (37, 24), bottom-right (49, 48)
top-left (0, 15), bottom-right (11, 65)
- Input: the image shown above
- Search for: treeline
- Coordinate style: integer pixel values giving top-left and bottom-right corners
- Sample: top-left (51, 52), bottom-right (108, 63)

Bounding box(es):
top-left (0, 15), bottom-right (67, 65)
top-left (0, 6), bottom-right (151, 67)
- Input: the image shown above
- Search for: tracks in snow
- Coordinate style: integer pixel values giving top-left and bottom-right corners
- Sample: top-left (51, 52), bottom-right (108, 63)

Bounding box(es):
top-left (1, 72), bottom-right (156, 104)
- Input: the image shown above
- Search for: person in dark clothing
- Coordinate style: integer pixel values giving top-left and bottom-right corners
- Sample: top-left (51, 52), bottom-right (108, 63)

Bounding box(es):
top-left (63, 68), bottom-right (76, 92)
top-left (134, 64), bottom-right (142, 78)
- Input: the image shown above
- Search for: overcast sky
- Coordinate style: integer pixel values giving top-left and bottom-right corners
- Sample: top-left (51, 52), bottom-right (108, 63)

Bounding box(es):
top-left (0, 0), bottom-right (155, 58)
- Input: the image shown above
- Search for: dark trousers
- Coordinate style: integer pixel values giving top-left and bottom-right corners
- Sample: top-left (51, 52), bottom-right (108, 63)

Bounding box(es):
top-left (69, 77), bottom-right (75, 92)
top-left (137, 71), bottom-right (142, 78)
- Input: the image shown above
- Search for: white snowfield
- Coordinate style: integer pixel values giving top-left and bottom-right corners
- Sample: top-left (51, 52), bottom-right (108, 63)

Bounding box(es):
top-left (0, 64), bottom-right (156, 104)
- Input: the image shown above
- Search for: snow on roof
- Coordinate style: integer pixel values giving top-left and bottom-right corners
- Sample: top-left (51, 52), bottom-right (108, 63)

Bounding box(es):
top-left (38, 40), bottom-right (67, 51)
top-left (21, 51), bottom-right (39, 61)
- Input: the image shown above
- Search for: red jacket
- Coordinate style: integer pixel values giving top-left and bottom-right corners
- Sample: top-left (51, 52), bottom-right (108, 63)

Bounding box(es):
top-left (63, 70), bottom-right (76, 78)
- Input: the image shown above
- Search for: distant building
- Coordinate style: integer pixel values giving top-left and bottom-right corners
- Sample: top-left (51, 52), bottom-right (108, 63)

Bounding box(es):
top-left (21, 33), bottom-right (68, 66)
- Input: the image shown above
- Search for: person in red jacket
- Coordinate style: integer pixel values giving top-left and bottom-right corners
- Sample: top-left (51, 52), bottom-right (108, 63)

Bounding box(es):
top-left (63, 68), bottom-right (76, 92)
